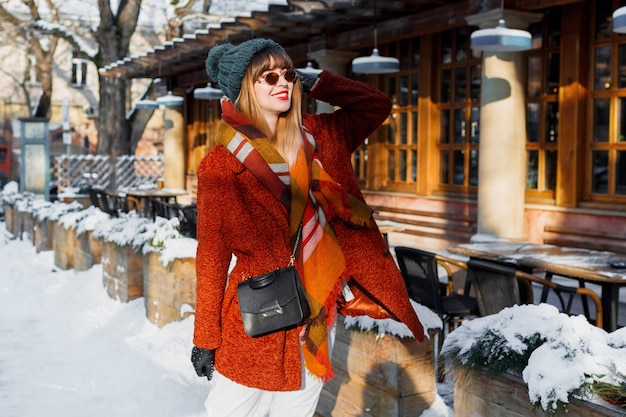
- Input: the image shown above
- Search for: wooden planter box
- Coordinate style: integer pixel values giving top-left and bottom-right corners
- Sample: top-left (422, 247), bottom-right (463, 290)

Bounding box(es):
top-left (19, 210), bottom-right (34, 242)
top-left (102, 241), bottom-right (144, 302)
top-left (454, 366), bottom-right (625, 417)
top-left (3, 204), bottom-right (14, 236)
top-left (53, 222), bottom-right (74, 270)
top-left (73, 230), bottom-right (102, 271)
top-left (34, 219), bottom-right (54, 253)
top-left (315, 319), bottom-right (436, 417)
top-left (143, 251), bottom-right (196, 327)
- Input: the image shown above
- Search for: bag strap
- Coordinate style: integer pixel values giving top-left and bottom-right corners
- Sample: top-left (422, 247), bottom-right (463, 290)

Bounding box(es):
top-left (289, 223), bottom-right (303, 267)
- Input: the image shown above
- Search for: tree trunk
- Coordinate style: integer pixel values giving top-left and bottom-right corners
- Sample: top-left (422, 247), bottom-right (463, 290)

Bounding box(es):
top-left (97, 76), bottom-right (130, 156)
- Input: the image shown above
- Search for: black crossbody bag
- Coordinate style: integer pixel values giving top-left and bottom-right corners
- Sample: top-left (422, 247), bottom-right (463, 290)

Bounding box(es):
top-left (237, 224), bottom-right (311, 337)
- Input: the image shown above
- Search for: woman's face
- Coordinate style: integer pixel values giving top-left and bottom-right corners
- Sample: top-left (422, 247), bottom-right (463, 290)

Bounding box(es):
top-left (253, 57), bottom-right (294, 121)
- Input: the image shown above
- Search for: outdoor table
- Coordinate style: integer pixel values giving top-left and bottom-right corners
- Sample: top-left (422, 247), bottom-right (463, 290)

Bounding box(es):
top-left (448, 241), bottom-right (626, 331)
top-left (122, 188), bottom-right (188, 217)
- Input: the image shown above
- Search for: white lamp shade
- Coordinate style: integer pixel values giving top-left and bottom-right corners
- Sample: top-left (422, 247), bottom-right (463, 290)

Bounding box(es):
top-left (297, 61), bottom-right (323, 76)
top-left (613, 7), bottom-right (626, 34)
top-left (352, 49), bottom-right (399, 74)
top-left (471, 19), bottom-right (532, 52)
top-left (156, 91), bottom-right (184, 107)
top-left (135, 99), bottom-right (158, 109)
top-left (194, 85), bottom-right (224, 100)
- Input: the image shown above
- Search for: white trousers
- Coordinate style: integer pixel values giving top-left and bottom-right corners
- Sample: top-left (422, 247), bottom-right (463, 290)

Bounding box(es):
top-left (204, 368), bottom-right (324, 417)
top-left (205, 322), bottom-right (336, 417)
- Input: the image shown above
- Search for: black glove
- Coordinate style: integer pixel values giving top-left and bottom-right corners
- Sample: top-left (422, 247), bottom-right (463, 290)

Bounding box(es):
top-left (191, 346), bottom-right (215, 380)
top-left (296, 69), bottom-right (320, 94)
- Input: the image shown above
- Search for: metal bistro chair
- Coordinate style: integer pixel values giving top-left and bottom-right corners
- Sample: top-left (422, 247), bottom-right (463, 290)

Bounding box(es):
top-left (149, 198), bottom-right (197, 239)
top-left (466, 258), bottom-right (603, 328)
top-left (394, 247), bottom-right (479, 334)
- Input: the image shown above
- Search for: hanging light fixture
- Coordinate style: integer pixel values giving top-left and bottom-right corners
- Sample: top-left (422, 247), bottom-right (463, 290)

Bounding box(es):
top-left (351, 0), bottom-right (399, 74)
top-left (194, 83), bottom-right (224, 100)
top-left (135, 98), bottom-right (158, 109)
top-left (297, 24), bottom-right (323, 76)
top-left (156, 91), bottom-right (184, 107)
top-left (470, 0), bottom-right (532, 52)
top-left (613, 6), bottom-right (626, 33)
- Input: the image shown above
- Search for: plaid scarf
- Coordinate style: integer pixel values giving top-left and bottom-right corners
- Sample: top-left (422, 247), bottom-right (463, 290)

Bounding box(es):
top-left (218, 100), bottom-right (373, 381)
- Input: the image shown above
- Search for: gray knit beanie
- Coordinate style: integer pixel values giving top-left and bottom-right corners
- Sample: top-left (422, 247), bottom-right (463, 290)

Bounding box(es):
top-left (205, 38), bottom-right (284, 101)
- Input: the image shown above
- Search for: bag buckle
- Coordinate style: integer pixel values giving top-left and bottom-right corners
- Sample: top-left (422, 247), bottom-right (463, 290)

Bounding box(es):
top-left (260, 300), bottom-right (283, 317)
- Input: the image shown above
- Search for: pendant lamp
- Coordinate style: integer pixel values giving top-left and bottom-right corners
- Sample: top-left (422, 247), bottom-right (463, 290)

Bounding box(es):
top-left (297, 61), bottom-right (323, 76)
top-left (470, 19), bottom-right (532, 52)
top-left (156, 91), bottom-right (184, 107)
top-left (613, 7), bottom-right (626, 33)
top-left (135, 99), bottom-right (158, 109)
top-left (194, 84), bottom-right (224, 100)
top-left (351, 0), bottom-right (399, 74)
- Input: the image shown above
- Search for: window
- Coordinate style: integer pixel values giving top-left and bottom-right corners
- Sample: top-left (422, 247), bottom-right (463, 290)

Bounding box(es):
top-left (438, 28), bottom-right (481, 192)
top-left (525, 12), bottom-right (560, 201)
top-left (71, 51), bottom-right (89, 87)
top-left (377, 38), bottom-right (420, 191)
top-left (587, 1), bottom-right (626, 201)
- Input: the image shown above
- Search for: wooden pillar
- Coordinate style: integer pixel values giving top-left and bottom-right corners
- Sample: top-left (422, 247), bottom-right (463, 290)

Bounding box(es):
top-left (162, 103), bottom-right (185, 190)
top-left (467, 10), bottom-right (542, 241)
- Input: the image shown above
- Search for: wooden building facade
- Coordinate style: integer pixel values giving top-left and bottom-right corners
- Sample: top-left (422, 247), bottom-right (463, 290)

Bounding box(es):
top-left (100, 0), bottom-right (626, 253)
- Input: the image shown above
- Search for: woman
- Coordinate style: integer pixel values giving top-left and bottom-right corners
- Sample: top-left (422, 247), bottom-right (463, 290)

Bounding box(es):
top-left (191, 38), bottom-right (424, 416)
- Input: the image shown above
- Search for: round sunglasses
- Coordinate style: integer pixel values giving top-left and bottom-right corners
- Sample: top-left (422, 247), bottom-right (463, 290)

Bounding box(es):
top-left (257, 69), bottom-right (298, 85)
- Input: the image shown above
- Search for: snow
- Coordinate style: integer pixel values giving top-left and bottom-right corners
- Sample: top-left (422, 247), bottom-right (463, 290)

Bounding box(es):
top-left (441, 303), bottom-right (626, 412)
top-left (0, 183), bottom-right (454, 417)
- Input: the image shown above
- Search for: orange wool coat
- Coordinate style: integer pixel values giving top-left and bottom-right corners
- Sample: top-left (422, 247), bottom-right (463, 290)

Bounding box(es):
top-left (193, 70), bottom-right (424, 391)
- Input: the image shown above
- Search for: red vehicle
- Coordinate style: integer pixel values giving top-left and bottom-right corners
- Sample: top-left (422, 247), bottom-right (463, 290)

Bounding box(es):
top-left (0, 145), bottom-right (9, 184)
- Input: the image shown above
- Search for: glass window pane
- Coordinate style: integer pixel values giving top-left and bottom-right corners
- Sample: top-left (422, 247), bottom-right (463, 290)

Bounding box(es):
top-left (545, 150), bottom-right (557, 191)
top-left (470, 107), bottom-right (480, 144)
top-left (412, 39), bottom-right (420, 68)
top-left (387, 150), bottom-right (395, 182)
top-left (456, 27), bottom-right (468, 61)
top-left (527, 151), bottom-right (538, 189)
top-left (454, 108), bottom-right (465, 144)
top-left (411, 149), bottom-right (417, 183)
top-left (619, 44), bottom-right (626, 89)
top-left (399, 39), bottom-right (409, 70)
top-left (618, 151), bottom-right (626, 195)
top-left (441, 69), bottom-right (451, 103)
top-left (387, 77), bottom-right (397, 100)
top-left (594, 46), bottom-right (612, 91)
top-left (546, 53), bottom-right (559, 95)
top-left (440, 110), bottom-right (449, 144)
top-left (546, 102), bottom-right (559, 143)
top-left (440, 151), bottom-right (449, 184)
top-left (442, 31), bottom-right (452, 64)
top-left (619, 98), bottom-right (626, 142)
top-left (455, 67), bottom-right (466, 102)
top-left (527, 103), bottom-right (540, 143)
top-left (471, 64), bottom-right (481, 101)
top-left (411, 74), bottom-right (419, 106)
top-left (593, 99), bottom-right (610, 143)
top-left (400, 150), bottom-right (407, 182)
top-left (453, 150), bottom-right (464, 185)
top-left (400, 75), bottom-right (408, 106)
top-left (547, 11), bottom-right (561, 47)
top-left (595, 1), bottom-right (613, 40)
top-left (469, 149), bottom-right (478, 186)
top-left (411, 112), bottom-right (418, 145)
top-left (400, 113), bottom-right (408, 144)
top-left (592, 151), bottom-right (609, 194)
top-left (528, 56), bottom-right (542, 97)
top-left (387, 121), bottom-right (395, 144)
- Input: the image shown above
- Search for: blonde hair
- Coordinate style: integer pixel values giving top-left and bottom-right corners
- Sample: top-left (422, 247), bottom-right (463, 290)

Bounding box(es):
top-left (235, 48), bottom-right (303, 166)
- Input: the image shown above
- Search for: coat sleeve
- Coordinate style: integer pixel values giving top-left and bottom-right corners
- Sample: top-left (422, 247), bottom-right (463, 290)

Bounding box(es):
top-left (193, 147), bottom-right (234, 350)
top-left (306, 70), bottom-right (392, 154)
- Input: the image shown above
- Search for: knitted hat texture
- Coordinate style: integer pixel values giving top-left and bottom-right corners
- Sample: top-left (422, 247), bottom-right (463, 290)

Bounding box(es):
top-left (205, 38), bottom-right (284, 101)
